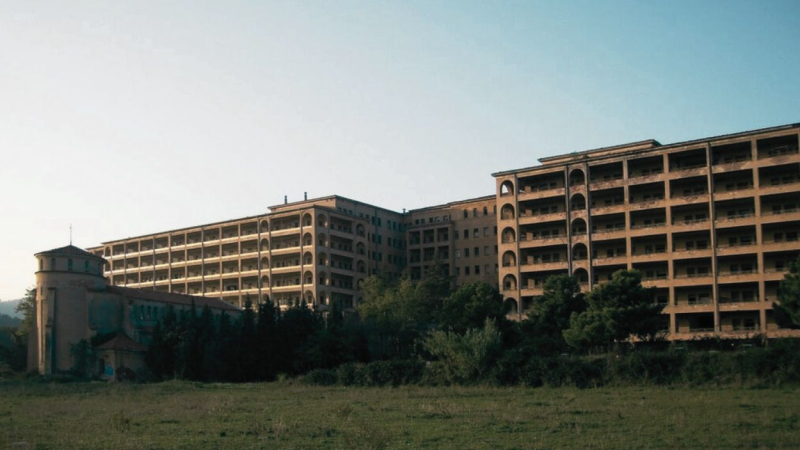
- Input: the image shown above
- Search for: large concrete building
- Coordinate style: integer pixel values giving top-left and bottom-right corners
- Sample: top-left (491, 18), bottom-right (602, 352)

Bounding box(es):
top-left (84, 122), bottom-right (800, 340)
top-left (494, 123), bottom-right (800, 338)
top-left (31, 245), bottom-right (240, 377)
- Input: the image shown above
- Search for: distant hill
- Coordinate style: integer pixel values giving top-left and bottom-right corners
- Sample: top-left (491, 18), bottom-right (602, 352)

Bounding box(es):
top-left (0, 300), bottom-right (21, 319)
top-left (0, 313), bottom-right (20, 327)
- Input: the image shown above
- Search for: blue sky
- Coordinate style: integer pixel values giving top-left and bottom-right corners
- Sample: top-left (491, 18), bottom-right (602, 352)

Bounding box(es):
top-left (1, 0), bottom-right (798, 299)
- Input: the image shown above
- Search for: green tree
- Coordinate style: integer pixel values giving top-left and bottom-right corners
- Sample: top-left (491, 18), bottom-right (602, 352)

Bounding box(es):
top-left (773, 255), bottom-right (800, 328)
top-left (15, 287), bottom-right (35, 339)
top-left (439, 282), bottom-right (507, 333)
top-left (518, 275), bottom-right (587, 355)
top-left (563, 270), bottom-right (664, 352)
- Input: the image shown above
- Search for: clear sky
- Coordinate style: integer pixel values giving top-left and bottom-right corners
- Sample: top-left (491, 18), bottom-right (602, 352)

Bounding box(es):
top-left (1, 0), bottom-right (798, 300)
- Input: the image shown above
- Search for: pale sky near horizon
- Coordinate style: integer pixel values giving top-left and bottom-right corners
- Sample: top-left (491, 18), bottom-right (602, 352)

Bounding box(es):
top-left (1, 1), bottom-right (798, 300)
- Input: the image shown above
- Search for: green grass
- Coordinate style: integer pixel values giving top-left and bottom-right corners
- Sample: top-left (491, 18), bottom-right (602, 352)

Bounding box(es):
top-left (1, 380), bottom-right (799, 449)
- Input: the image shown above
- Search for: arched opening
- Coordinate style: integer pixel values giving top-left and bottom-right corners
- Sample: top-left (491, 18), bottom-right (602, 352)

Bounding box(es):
top-left (318, 253), bottom-right (328, 266)
top-left (357, 260), bottom-right (366, 273)
top-left (303, 232), bottom-right (313, 246)
top-left (483, 206), bottom-right (488, 216)
top-left (500, 180), bottom-right (515, 196)
top-left (319, 293), bottom-right (329, 306)
top-left (304, 271), bottom-right (313, 285)
top-left (501, 227), bottom-right (516, 244)
top-left (260, 276), bottom-right (270, 288)
top-left (472, 208), bottom-right (478, 217)
top-left (260, 257), bottom-right (270, 269)
top-left (503, 274), bottom-right (518, 291)
top-left (260, 239), bottom-right (269, 251)
top-left (504, 298), bottom-right (518, 314)
top-left (104, 247), bottom-right (111, 257)
top-left (302, 213), bottom-right (312, 227)
top-left (356, 242), bottom-right (366, 255)
top-left (318, 272), bottom-right (328, 286)
top-left (260, 220), bottom-right (269, 232)
top-left (572, 243), bottom-right (588, 260)
top-left (570, 193), bottom-right (586, 211)
top-left (571, 218), bottom-right (587, 235)
top-left (502, 251), bottom-right (517, 267)
top-left (573, 268), bottom-right (589, 284)
top-left (318, 234), bottom-right (328, 247)
top-left (501, 204), bottom-right (515, 220)
top-left (570, 169), bottom-right (586, 186)
top-left (317, 214), bottom-right (328, 228)
top-left (356, 224), bottom-right (365, 237)
top-left (304, 290), bottom-right (314, 305)
top-left (303, 252), bottom-right (313, 265)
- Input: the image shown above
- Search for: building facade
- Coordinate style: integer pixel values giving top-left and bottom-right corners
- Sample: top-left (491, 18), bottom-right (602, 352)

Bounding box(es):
top-left (85, 123), bottom-right (800, 340)
top-left (494, 123), bottom-right (800, 339)
top-left (30, 245), bottom-right (240, 377)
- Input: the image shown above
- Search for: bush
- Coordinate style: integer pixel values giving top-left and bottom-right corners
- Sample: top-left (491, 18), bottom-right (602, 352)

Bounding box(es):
top-left (336, 363), bottom-right (365, 386)
top-left (422, 319), bottom-right (502, 384)
top-left (606, 351), bottom-right (685, 385)
top-left (303, 368), bottom-right (337, 386)
top-left (362, 360), bottom-right (423, 387)
top-left (522, 356), bottom-right (605, 388)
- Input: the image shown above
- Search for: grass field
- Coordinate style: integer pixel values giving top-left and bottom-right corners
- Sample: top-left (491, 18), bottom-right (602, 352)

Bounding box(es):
top-left (1, 380), bottom-right (799, 449)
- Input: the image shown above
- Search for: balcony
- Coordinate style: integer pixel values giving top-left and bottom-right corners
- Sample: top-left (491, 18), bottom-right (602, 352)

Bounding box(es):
top-left (670, 193), bottom-right (709, 206)
top-left (671, 218), bottom-right (710, 232)
top-left (519, 235), bottom-right (568, 247)
top-left (672, 273), bottom-right (713, 286)
top-left (518, 211), bottom-right (566, 224)
top-left (668, 164), bottom-right (708, 178)
top-left (712, 159), bottom-right (755, 174)
top-left (521, 260), bottom-right (567, 271)
top-left (717, 270), bottom-right (760, 283)
top-left (672, 248), bottom-right (712, 260)
top-left (629, 222), bottom-right (667, 236)
top-left (630, 252), bottom-right (668, 263)
top-left (715, 242), bottom-right (757, 256)
top-left (592, 255), bottom-right (627, 266)
top-left (714, 187), bottom-right (755, 202)
top-left (518, 186), bottom-right (565, 201)
top-left (591, 227), bottom-right (627, 240)
top-left (715, 212), bottom-right (755, 228)
top-left (589, 177), bottom-right (624, 190)
top-left (627, 172), bottom-right (665, 186)
top-left (590, 203), bottom-right (626, 215)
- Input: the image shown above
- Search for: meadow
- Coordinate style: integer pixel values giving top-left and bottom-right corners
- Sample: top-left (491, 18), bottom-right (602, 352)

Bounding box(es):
top-left (1, 380), bottom-right (799, 449)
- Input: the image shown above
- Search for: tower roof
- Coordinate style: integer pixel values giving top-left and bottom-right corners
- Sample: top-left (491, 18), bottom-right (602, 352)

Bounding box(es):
top-left (35, 245), bottom-right (105, 260)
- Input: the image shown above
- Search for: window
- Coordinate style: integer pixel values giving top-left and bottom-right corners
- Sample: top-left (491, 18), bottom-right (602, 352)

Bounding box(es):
top-left (463, 210), bottom-right (468, 218)
top-left (475, 265), bottom-right (480, 274)
top-left (51, 258), bottom-right (56, 270)
top-left (473, 208), bottom-right (478, 217)
top-left (465, 266), bottom-right (470, 275)
top-left (39, 259), bottom-right (43, 271)
top-left (464, 248), bottom-right (470, 257)
top-left (463, 230), bottom-right (468, 239)
top-left (473, 228), bottom-right (479, 238)
top-left (484, 246), bottom-right (489, 256)
top-left (474, 247), bottom-right (479, 256)
top-left (84, 261), bottom-right (89, 273)
top-left (68, 259), bottom-right (73, 271)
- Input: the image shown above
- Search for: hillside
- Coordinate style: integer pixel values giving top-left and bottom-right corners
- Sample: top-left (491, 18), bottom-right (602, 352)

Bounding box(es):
top-left (0, 299), bottom-right (21, 319)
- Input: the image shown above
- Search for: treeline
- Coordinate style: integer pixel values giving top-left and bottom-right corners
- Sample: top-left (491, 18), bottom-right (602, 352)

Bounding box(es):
top-left (147, 264), bottom-right (800, 386)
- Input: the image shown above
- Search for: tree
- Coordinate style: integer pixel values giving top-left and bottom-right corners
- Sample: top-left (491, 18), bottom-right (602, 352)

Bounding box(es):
top-left (773, 255), bottom-right (800, 328)
top-left (438, 282), bottom-right (507, 333)
top-left (15, 287), bottom-right (35, 339)
top-left (563, 270), bottom-right (663, 352)
top-left (517, 275), bottom-right (587, 355)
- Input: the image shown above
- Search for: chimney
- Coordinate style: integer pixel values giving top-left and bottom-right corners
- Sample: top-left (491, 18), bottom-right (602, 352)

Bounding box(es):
top-left (304, 191), bottom-right (308, 201)
top-left (284, 195), bottom-right (287, 204)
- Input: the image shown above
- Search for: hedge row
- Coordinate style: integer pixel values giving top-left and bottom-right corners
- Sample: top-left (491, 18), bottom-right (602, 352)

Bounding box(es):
top-left (303, 340), bottom-right (800, 388)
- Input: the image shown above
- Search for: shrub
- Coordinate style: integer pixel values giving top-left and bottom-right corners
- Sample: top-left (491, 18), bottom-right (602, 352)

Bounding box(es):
top-left (606, 351), bottom-right (685, 385)
top-left (336, 363), bottom-right (365, 386)
top-left (422, 319), bottom-right (502, 384)
top-left (303, 368), bottom-right (337, 386)
top-left (362, 360), bottom-right (423, 387)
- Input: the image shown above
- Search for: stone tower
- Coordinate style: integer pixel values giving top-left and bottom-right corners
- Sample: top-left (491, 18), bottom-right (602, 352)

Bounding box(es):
top-left (31, 245), bottom-right (107, 374)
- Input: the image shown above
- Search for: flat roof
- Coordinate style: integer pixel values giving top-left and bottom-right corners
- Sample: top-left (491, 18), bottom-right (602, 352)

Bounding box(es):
top-left (492, 122), bottom-right (799, 177)
top-left (407, 195), bottom-right (496, 213)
